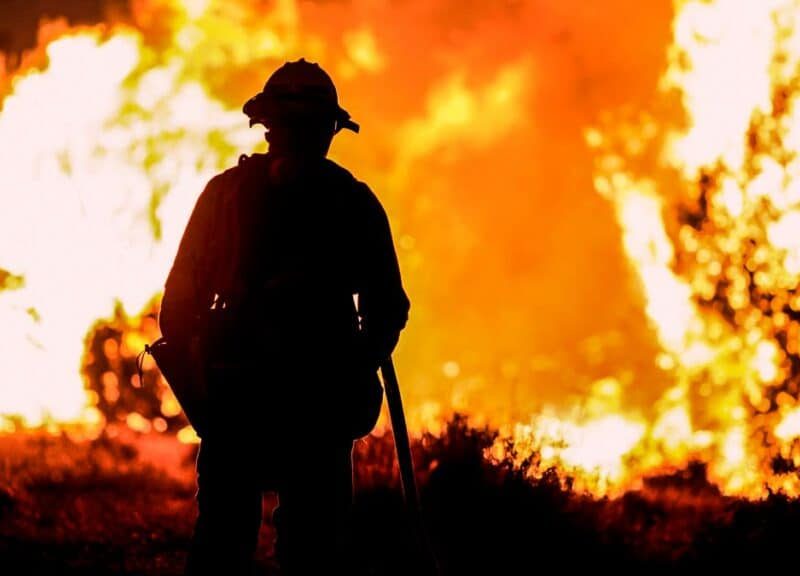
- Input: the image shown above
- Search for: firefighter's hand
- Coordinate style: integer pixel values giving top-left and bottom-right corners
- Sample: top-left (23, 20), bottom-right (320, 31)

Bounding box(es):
top-left (359, 330), bottom-right (401, 373)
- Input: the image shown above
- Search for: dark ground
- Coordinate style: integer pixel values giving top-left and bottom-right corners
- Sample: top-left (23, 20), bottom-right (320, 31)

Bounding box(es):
top-left (1, 417), bottom-right (800, 575)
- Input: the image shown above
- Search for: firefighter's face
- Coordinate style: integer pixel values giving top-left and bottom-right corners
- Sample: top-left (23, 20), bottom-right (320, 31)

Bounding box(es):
top-left (265, 109), bottom-right (336, 158)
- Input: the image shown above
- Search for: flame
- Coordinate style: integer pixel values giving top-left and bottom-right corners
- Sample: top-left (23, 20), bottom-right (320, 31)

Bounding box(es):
top-left (496, 0), bottom-right (800, 496)
top-left (7, 0), bottom-right (800, 499)
top-left (0, 11), bottom-right (260, 428)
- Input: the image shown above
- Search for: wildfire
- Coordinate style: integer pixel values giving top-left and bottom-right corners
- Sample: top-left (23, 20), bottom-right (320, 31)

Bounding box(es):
top-left (0, 8), bottom-right (261, 435)
top-left (6, 0), bottom-right (800, 499)
top-left (494, 0), bottom-right (800, 497)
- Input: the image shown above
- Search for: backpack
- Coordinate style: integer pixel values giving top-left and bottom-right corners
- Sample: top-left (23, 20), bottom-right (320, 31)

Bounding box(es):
top-left (141, 154), bottom-right (383, 439)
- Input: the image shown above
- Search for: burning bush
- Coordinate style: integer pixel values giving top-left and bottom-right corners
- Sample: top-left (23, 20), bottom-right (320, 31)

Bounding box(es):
top-left (82, 299), bottom-right (191, 436)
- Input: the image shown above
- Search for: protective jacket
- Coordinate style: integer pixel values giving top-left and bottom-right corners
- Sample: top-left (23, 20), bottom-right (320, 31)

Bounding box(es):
top-left (159, 153), bottom-right (410, 438)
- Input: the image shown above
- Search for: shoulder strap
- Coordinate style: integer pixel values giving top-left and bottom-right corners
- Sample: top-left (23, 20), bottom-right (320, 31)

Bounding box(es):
top-left (206, 154), bottom-right (271, 309)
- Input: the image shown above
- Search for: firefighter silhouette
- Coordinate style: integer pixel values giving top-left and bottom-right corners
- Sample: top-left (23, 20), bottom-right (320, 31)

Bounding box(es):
top-left (159, 59), bottom-right (410, 575)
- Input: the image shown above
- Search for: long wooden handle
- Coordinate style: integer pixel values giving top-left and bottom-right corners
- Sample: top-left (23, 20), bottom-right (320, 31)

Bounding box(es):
top-left (380, 357), bottom-right (439, 575)
top-left (381, 358), bottom-right (420, 508)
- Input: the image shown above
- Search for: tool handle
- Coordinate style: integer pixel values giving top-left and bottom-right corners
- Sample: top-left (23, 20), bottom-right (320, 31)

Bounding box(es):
top-left (381, 358), bottom-right (420, 508)
top-left (380, 358), bottom-right (440, 576)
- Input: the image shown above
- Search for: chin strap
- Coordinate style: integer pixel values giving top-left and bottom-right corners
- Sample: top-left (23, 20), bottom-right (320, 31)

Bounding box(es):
top-left (137, 338), bottom-right (166, 387)
top-left (136, 344), bottom-right (151, 386)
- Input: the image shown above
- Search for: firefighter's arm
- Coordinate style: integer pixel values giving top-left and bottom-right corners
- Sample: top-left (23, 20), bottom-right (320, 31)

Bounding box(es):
top-left (159, 177), bottom-right (219, 344)
top-left (357, 184), bottom-right (410, 367)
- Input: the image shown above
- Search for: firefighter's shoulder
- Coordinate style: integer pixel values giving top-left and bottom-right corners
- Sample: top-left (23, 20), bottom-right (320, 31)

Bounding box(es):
top-left (223, 152), bottom-right (269, 182)
top-left (323, 158), bottom-right (384, 213)
top-left (201, 153), bottom-right (268, 198)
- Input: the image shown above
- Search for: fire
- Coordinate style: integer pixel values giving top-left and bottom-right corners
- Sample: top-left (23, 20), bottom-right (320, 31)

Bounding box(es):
top-left (6, 0), bottom-right (800, 499)
top-left (494, 0), bottom-right (800, 497)
top-left (0, 6), bottom-right (261, 428)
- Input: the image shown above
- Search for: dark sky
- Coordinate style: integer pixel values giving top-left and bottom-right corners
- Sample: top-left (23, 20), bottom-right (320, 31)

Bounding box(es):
top-left (0, 0), bottom-right (123, 53)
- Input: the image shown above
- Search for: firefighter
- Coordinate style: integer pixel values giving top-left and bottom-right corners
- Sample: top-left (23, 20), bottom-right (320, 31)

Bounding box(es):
top-left (159, 58), bottom-right (410, 575)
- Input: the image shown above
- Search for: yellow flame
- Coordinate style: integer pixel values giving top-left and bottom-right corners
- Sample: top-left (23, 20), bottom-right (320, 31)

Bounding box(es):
top-left (776, 407), bottom-right (800, 441)
top-left (493, 0), bottom-right (800, 497)
top-left (7, 0), bottom-right (800, 500)
top-left (0, 14), bottom-right (260, 427)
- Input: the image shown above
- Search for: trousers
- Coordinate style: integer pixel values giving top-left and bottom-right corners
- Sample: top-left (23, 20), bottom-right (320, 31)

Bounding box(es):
top-left (182, 325), bottom-right (363, 575)
top-left (185, 431), bottom-right (355, 575)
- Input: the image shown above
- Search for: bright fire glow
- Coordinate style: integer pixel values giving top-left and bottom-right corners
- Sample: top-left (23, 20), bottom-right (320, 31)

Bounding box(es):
top-left (528, 0), bottom-right (800, 496)
top-left (0, 21), bottom-right (259, 426)
top-left (6, 0), bottom-right (800, 499)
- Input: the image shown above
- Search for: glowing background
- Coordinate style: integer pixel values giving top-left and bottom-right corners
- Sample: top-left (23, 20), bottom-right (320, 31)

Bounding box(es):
top-left (7, 0), bottom-right (800, 497)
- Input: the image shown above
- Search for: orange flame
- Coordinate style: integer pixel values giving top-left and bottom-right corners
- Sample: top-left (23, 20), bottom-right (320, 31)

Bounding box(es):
top-left (6, 0), bottom-right (800, 498)
top-left (493, 0), bottom-right (800, 497)
top-left (0, 8), bottom-right (261, 430)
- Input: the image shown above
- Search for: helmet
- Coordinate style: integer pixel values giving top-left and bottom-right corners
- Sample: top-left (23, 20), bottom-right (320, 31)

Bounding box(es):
top-left (243, 58), bottom-right (359, 134)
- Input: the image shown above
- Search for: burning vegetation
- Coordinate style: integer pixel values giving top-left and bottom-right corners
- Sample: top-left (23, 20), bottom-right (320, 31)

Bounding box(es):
top-left (6, 1), bottom-right (800, 566)
top-left (4, 418), bottom-right (800, 574)
top-left (503, 0), bottom-right (800, 497)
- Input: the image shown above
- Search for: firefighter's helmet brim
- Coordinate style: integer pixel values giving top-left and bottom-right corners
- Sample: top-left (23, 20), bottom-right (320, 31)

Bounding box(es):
top-left (243, 59), bottom-right (359, 134)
